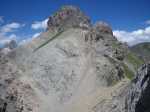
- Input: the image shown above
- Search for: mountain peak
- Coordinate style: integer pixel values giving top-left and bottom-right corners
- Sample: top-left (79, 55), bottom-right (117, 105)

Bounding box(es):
top-left (47, 5), bottom-right (91, 31)
top-left (0, 5), bottom-right (146, 112)
top-left (94, 21), bottom-right (113, 35)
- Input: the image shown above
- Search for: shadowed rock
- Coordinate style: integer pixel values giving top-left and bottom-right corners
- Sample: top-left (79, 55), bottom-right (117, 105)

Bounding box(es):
top-left (126, 63), bottom-right (150, 112)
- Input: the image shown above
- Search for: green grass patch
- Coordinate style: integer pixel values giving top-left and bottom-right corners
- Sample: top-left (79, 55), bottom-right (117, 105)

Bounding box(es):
top-left (126, 52), bottom-right (144, 70)
top-left (111, 42), bottom-right (119, 49)
top-left (33, 30), bottom-right (64, 52)
top-left (123, 63), bottom-right (135, 80)
top-left (111, 79), bottom-right (119, 86)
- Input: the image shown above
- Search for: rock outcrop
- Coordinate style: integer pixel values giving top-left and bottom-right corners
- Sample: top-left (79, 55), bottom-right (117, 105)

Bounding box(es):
top-left (47, 5), bottom-right (91, 31)
top-left (4, 40), bottom-right (17, 50)
top-left (94, 21), bottom-right (113, 35)
top-left (126, 63), bottom-right (150, 112)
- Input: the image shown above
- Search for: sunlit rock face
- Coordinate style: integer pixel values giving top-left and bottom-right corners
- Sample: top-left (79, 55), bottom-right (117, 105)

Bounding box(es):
top-left (94, 21), bottom-right (113, 35)
top-left (11, 27), bottom-right (125, 112)
top-left (47, 5), bottom-right (91, 31)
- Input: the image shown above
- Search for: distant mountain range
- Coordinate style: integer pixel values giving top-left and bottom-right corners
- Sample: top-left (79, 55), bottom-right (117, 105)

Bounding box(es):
top-left (130, 42), bottom-right (150, 62)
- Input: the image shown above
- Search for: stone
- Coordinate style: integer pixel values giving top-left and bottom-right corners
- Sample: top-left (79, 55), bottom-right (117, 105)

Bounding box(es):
top-left (47, 5), bottom-right (91, 31)
top-left (126, 63), bottom-right (150, 112)
top-left (94, 21), bottom-right (113, 35)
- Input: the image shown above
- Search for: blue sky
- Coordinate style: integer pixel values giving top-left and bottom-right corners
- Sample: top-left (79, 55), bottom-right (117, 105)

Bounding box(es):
top-left (0, 0), bottom-right (150, 46)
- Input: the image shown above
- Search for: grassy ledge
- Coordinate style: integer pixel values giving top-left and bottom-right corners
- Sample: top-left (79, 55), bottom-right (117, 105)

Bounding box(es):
top-left (33, 30), bottom-right (64, 52)
top-left (126, 52), bottom-right (144, 70)
top-left (123, 63), bottom-right (135, 80)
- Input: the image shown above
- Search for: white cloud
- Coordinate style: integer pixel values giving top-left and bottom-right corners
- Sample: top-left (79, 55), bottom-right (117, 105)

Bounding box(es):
top-left (113, 26), bottom-right (150, 46)
top-left (21, 18), bottom-right (48, 45)
top-left (31, 18), bottom-right (48, 30)
top-left (19, 32), bottom-right (41, 45)
top-left (0, 22), bottom-right (25, 34)
top-left (145, 20), bottom-right (150, 25)
top-left (19, 37), bottom-right (34, 45)
top-left (32, 32), bottom-right (41, 38)
top-left (0, 34), bottom-right (17, 45)
top-left (19, 38), bottom-right (32, 45)
top-left (8, 34), bottom-right (17, 39)
top-left (0, 22), bottom-right (24, 46)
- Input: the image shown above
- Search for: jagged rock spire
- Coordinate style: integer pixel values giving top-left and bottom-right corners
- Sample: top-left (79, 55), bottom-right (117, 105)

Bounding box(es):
top-left (47, 5), bottom-right (113, 37)
top-left (47, 5), bottom-right (91, 31)
top-left (94, 21), bottom-right (113, 35)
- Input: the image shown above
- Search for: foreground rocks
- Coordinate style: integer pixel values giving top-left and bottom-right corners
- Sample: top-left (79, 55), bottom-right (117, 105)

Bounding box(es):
top-left (126, 63), bottom-right (150, 112)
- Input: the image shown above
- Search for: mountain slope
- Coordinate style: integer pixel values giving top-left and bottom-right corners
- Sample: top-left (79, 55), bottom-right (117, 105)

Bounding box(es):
top-left (0, 5), bottom-right (145, 112)
top-left (130, 42), bottom-right (150, 62)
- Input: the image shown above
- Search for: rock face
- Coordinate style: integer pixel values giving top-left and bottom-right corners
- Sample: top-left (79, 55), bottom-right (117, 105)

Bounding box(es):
top-left (47, 5), bottom-right (91, 31)
top-left (0, 5), bottom-right (146, 112)
top-left (0, 53), bottom-right (37, 112)
top-left (94, 21), bottom-right (113, 35)
top-left (126, 63), bottom-right (150, 112)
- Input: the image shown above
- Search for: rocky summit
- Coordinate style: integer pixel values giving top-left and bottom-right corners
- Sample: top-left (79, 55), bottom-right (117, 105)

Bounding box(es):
top-left (47, 5), bottom-right (91, 31)
top-left (0, 5), bottom-right (148, 112)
